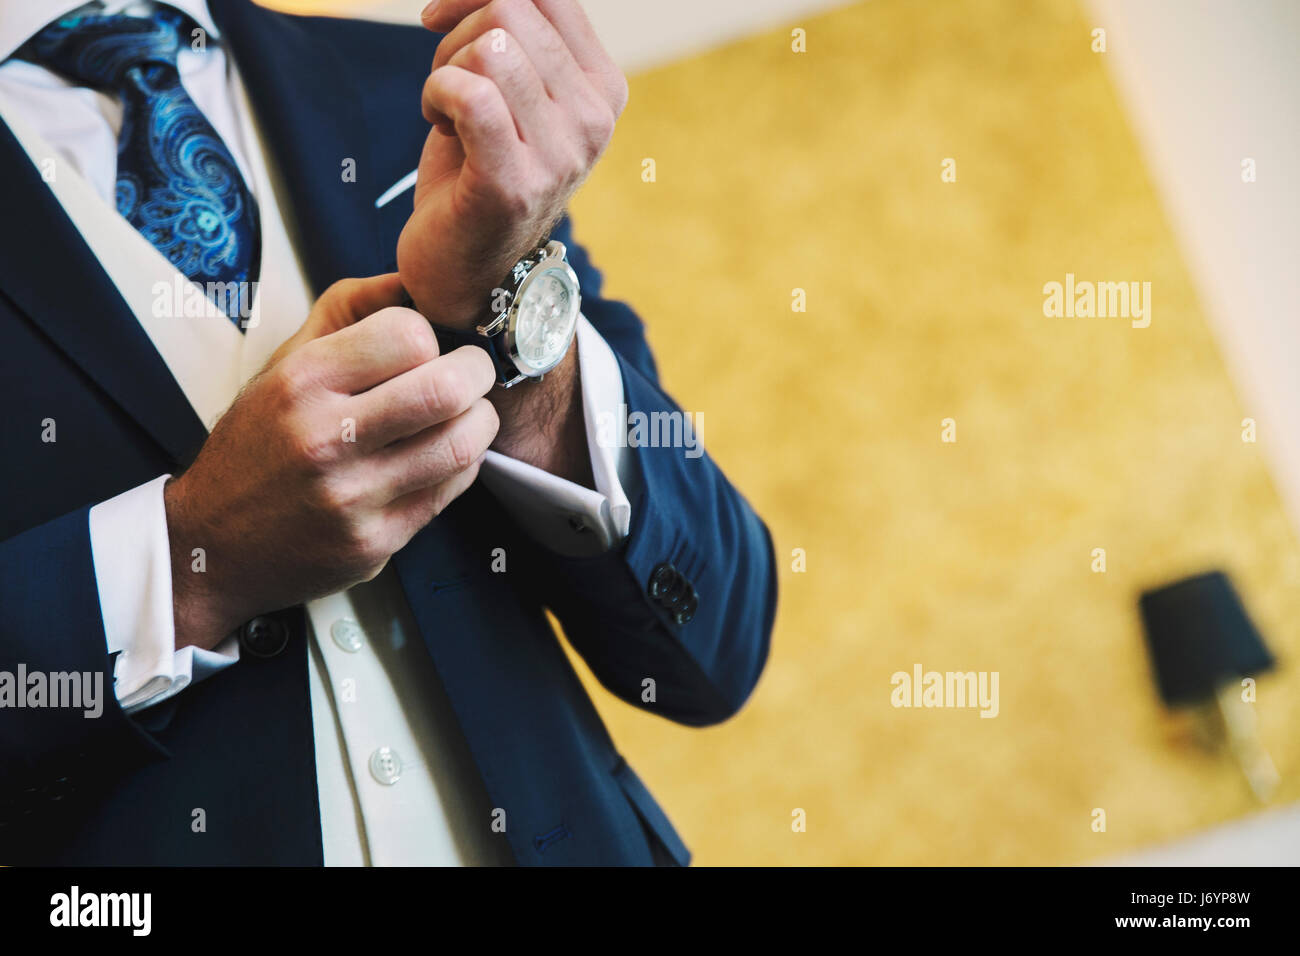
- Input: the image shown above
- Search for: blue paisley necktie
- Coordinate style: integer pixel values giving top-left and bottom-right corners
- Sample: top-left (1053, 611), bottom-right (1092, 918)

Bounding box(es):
top-left (17, 6), bottom-right (260, 327)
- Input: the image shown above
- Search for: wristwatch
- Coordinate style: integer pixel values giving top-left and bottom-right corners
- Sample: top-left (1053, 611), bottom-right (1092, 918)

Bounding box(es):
top-left (419, 240), bottom-right (582, 388)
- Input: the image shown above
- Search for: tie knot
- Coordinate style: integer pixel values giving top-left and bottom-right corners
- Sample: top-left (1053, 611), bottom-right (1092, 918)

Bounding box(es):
top-left (17, 7), bottom-right (194, 92)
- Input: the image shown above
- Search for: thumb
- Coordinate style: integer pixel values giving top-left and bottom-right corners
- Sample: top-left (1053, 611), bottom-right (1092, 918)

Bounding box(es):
top-left (270, 272), bottom-right (407, 365)
top-left (307, 272), bottom-right (409, 340)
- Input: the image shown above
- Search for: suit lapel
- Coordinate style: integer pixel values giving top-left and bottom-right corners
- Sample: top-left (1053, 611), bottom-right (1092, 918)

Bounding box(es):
top-left (0, 119), bottom-right (208, 467)
top-left (208, 0), bottom-right (387, 293)
top-left (0, 0), bottom-right (387, 468)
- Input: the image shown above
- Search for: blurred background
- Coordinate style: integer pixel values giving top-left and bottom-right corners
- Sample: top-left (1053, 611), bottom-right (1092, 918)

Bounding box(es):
top-left (266, 0), bottom-right (1300, 864)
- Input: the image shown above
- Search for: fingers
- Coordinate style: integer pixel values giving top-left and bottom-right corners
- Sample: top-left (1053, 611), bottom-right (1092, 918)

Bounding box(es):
top-left (318, 273), bottom-right (409, 331)
top-left (426, 23), bottom-right (612, 183)
top-left (270, 273), bottom-right (408, 365)
top-left (421, 64), bottom-right (524, 178)
top-left (418, 1), bottom-right (624, 186)
top-left (532, 0), bottom-right (624, 99)
top-left (432, 0), bottom-right (587, 104)
top-left (422, 0), bottom-right (495, 32)
top-left (298, 306), bottom-right (441, 395)
top-left (384, 455), bottom-right (485, 547)
top-left (348, 344), bottom-right (496, 450)
top-left (446, 28), bottom-right (551, 144)
top-left (373, 396), bottom-right (499, 503)
top-left (423, 0), bottom-right (626, 113)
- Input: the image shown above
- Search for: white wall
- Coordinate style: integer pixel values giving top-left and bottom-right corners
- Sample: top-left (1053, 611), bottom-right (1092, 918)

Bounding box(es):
top-left (1088, 0), bottom-right (1300, 535)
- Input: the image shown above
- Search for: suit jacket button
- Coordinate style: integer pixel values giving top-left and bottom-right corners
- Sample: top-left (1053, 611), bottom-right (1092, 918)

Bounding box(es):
top-left (662, 574), bottom-right (693, 609)
top-left (674, 592), bottom-right (699, 625)
top-left (239, 615), bottom-right (289, 658)
top-left (648, 563), bottom-right (678, 600)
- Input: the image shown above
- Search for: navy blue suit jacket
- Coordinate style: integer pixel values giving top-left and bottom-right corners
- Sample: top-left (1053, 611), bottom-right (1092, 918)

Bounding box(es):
top-left (0, 0), bottom-right (775, 866)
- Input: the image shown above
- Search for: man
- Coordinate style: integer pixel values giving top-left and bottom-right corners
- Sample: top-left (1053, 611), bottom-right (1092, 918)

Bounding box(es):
top-left (0, 0), bottom-right (775, 866)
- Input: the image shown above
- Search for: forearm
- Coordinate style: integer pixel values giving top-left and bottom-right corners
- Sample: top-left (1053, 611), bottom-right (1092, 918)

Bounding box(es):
top-left (522, 351), bottom-right (777, 726)
top-left (165, 475), bottom-right (246, 652)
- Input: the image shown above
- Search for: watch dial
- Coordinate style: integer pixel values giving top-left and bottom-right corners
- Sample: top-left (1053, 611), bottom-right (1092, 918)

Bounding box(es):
top-left (513, 267), bottom-right (578, 371)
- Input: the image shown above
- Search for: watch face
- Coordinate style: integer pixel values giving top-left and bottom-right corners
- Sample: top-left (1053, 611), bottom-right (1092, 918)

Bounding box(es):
top-left (507, 261), bottom-right (580, 376)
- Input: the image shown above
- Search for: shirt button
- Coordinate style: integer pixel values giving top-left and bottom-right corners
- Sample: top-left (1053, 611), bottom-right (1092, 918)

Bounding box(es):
top-left (369, 747), bottom-right (402, 786)
top-left (330, 618), bottom-right (364, 653)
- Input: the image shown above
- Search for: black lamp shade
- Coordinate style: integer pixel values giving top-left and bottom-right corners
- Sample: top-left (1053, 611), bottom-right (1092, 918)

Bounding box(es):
top-left (1138, 571), bottom-right (1275, 707)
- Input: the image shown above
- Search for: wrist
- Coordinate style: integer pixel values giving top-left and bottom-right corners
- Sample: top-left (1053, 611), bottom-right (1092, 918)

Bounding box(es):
top-left (407, 288), bottom-right (480, 332)
top-left (488, 346), bottom-right (593, 487)
top-left (164, 475), bottom-right (243, 650)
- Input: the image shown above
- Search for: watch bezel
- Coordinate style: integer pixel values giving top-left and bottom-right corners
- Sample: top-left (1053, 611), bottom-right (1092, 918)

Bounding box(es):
top-left (501, 241), bottom-right (581, 379)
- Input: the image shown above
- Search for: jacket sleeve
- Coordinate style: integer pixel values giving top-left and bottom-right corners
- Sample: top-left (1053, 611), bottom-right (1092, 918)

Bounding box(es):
top-left (518, 215), bottom-right (778, 727)
top-left (0, 506), bottom-right (168, 823)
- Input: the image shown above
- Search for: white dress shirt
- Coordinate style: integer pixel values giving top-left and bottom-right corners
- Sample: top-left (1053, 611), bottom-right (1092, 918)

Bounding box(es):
top-left (0, 0), bottom-right (633, 865)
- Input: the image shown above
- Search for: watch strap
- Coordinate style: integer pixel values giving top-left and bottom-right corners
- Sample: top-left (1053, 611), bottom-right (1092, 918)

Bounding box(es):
top-left (397, 239), bottom-right (567, 388)
top-left (398, 290), bottom-right (521, 387)
top-left (429, 321), bottom-right (519, 387)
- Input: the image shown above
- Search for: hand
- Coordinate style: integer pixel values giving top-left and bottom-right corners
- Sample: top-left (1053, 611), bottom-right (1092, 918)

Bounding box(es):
top-left (396, 0), bottom-right (628, 328)
top-left (165, 274), bottom-right (499, 651)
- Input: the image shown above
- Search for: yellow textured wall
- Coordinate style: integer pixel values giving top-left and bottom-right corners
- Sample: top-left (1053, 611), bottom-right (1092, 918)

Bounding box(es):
top-left (269, 0), bottom-right (1300, 864)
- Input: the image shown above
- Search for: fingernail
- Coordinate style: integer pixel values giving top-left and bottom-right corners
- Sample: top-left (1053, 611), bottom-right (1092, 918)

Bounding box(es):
top-left (421, 1), bottom-right (439, 21)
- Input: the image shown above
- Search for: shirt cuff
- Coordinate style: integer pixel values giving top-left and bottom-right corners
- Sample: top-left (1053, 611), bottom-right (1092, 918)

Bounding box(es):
top-left (88, 474), bottom-right (239, 713)
top-left (478, 316), bottom-right (636, 557)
